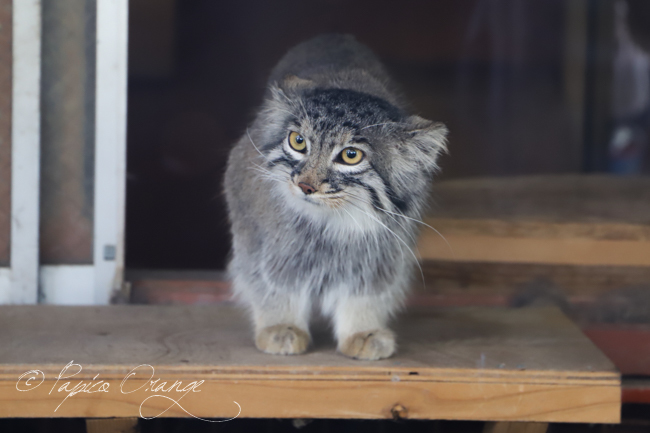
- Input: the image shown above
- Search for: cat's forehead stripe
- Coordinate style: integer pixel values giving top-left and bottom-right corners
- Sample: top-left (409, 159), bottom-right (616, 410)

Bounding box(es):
top-left (302, 88), bottom-right (403, 130)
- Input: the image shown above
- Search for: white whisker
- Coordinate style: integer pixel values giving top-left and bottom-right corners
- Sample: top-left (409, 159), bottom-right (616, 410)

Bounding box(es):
top-left (247, 128), bottom-right (271, 162)
top-left (345, 189), bottom-right (454, 258)
top-left (377, 207), bottom-right (454, 259)
top-left (357, 121), bottom-right (407, 131)
top-left (345, 199), bottom-right (426, 290)
top-left (340, 206), bottom-right (363, 232)
top-left (344, 190), bottom-right (417, 244)
top-left (249, 166), bottom-right (280, 179)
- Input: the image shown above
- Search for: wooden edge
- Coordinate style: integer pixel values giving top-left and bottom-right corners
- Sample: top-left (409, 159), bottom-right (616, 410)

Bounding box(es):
top-left (1, 364), bottom-right (621, 384)
top-left (130, 280), bottom-right (232, 305)
top-left (0, 378), bottom-right (621, 422)
top-left (423, 218), bottom-right (650, 242)
top-left (416, 233), bottom-right (650, 267)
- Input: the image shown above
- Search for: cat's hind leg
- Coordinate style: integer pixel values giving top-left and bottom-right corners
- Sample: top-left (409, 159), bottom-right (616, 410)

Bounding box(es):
top-left (321, 290), bottom-right (401, 360)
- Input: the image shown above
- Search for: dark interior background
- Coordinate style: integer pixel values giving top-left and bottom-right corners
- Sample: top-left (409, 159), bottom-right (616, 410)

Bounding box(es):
top-left (126, 0), bottom-right (650, 271)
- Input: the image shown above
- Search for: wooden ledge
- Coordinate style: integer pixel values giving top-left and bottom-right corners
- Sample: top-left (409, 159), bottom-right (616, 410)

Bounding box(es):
top-left (420, 175), bottom-right (650, 266)
top-left (0, 305), bottom-right (620, 422)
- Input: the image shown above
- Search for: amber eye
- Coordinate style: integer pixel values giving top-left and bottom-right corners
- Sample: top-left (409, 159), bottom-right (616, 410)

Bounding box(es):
top-left (340, 147), bottom-right (363, 165)
top-left (288, 131), bottom-right (306, 152)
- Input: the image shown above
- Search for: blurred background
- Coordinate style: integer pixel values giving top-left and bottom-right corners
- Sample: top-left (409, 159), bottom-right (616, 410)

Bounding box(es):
top-left (1, 1), bottom-right (650, 430)
top-left (125, 0), bottom-right (650, 271)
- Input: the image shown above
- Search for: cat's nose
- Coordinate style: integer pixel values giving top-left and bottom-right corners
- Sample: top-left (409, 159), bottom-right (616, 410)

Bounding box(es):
top-left (298, 182), bottom-right (317, 195)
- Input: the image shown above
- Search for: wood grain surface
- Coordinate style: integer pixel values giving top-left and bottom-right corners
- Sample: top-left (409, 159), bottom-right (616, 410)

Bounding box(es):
top-left (0, 305), bottom-right (620, 422)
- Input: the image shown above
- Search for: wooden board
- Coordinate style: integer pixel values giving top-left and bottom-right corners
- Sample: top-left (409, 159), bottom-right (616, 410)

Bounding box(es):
top-left (419, 175), bottom-right (650, 266)
top-left (0, 305), bottom-right (619, 422)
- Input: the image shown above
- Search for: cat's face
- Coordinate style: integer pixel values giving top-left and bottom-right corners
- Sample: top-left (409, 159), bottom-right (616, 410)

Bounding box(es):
top-left (254, 84), bottom-right (447, 229)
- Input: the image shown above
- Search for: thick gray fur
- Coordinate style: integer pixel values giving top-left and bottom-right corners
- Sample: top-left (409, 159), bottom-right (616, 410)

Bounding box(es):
top-left (224, 34), bottom-right (447, 360)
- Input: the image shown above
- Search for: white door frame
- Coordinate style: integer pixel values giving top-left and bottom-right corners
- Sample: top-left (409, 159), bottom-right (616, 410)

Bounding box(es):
top-left (0, 0), bottom-right (42, 305)
top-left (91, 0), bottom-right (129, 305)
top-left (3, 0), bottom-right (128, 305)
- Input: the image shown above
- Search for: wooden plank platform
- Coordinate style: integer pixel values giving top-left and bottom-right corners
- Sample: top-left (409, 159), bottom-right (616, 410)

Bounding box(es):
top-left (0, 305), bottom-right (620, 422)
top-left (419, 175), bottom-right (650, 266)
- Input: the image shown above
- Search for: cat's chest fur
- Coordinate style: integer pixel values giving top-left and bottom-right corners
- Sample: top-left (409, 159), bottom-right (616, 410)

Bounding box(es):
top-left (253, 206), bottom-right (409, 293)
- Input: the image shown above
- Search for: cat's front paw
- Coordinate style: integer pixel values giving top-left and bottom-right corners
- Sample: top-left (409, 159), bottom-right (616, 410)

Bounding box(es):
top-left (338, 329), bottom-right (396, 360)
top-left (255, 324), bottom-right (310, 355)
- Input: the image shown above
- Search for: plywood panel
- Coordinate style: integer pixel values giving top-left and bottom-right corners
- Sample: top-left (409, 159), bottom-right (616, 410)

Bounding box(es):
top-left (0, 305), bottom-right (620, 422)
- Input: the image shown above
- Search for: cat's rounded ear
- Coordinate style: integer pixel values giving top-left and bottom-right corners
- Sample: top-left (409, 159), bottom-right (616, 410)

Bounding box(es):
top-left (267, 75), bottom-right (315, 106)
top-left (280, 75), bottom-right (316, 92)
top-left (400, 115), bottom-right (448, 172)
top-left (268, 83), bottom-right (289, 106)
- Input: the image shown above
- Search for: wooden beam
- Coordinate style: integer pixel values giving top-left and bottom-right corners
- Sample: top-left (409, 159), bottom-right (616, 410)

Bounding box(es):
top-left (484, 422), bottom-right (549, 433)
top-left (86, 418), bottom-right (139, 433)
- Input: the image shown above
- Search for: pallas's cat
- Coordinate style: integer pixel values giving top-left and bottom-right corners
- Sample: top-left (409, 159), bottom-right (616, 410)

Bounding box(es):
top-left (224, 34), bottom-right (447, 360)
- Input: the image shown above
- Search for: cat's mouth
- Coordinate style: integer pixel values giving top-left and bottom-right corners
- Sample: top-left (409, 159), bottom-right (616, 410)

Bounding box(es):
top-left (300, 194), bottom-right (321, 205)
top-left (303, 194), bottom-right (347, 210)
top-left (289, 183), bottom-right (346, 209)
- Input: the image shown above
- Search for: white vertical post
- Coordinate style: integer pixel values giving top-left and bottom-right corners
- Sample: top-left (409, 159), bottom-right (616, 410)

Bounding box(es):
top-left (5, 0), bottom-right (42, 304)
top-left (94, 0), bottom-right (128, 304)
top-left (0, 269), bottom-right (10, 302)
